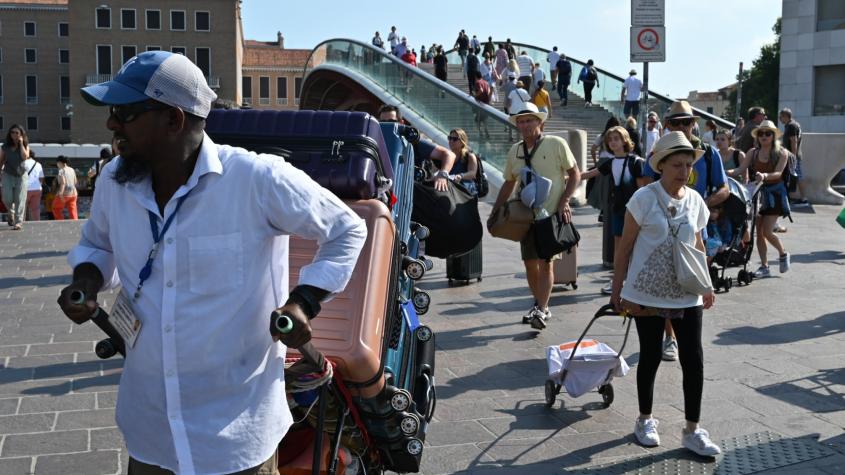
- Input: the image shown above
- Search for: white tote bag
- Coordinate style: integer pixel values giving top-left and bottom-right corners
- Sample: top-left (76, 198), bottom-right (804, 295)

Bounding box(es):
top-left (649, 185), bottom-right (713, 295)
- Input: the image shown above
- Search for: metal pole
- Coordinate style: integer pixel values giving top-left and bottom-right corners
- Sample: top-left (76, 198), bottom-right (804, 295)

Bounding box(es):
top-left (640, 62), bottom-right (649, 155)
top-left (736, 61), bottom-right (744, 122)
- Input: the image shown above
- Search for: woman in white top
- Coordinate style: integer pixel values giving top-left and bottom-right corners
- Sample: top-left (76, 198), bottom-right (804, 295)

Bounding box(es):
top-left (23, 151), bottom-right (45, 221)
top-left (611, 132), bottom-right (721, 458)
top-left (51, 156), bottom-right (78, 220)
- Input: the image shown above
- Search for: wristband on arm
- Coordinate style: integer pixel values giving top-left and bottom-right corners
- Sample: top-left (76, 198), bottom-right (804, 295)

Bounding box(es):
top-left (286, 285), bottom-right (327, 320)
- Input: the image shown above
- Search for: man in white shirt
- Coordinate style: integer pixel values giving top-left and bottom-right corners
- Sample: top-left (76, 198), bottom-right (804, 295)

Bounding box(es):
top-left (547, 46), bottom-right (560, 89)
top-left (622, 69), bottom-right (643, 118)
top-left (57, 51), bottom-right (367, 474)
top-left (22, 151), bottom-right (44, 221)
top-left (516, 51), bottom-right (534, 92)
top-left (387, 26), bottom-right (399, 54)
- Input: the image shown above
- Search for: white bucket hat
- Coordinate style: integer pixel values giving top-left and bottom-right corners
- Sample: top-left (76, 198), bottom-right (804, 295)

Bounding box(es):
top-left (508, 102), bottom-right (548, 127)
top-left (649, 131), bottom-right (705, 172)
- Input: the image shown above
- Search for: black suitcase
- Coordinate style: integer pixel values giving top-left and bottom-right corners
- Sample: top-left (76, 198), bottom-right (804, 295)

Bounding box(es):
top-left (446, 242), bottom-right (483, 285)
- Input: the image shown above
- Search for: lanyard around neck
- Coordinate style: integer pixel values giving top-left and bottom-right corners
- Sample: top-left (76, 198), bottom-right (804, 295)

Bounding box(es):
top-left (133, 190), bottom-right (192, 300)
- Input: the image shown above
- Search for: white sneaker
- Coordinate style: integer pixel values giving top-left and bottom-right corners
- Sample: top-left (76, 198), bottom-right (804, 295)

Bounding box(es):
top-left (634, 417), bottom-right (660, 447)
top-left (662, 337), bottom-right (678, 361)
top-left (682, 428), bottom-right (722, 457)
top-left (601, 282), bottom-right (613, 295)
top-left (521, 305), bottom-right (538, 324)
top-left (530, 309), bottom-right (547, 330)
top-left (753, 265), bottom-right (771, 278)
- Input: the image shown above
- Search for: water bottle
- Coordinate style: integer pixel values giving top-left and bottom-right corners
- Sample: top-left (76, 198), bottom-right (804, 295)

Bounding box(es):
top-left (537, 208), bottom-right (550, 219)
top-left (837, 207), bottom-right (845, 229)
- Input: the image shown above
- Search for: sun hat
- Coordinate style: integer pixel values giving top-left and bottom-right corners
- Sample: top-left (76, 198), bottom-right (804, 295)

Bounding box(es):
top-left (751, 120), bottom-right (782, 139)
top-left (80, 51), bottom-right (218, 119)
top-left (508, 102), bottom-right (548, 127)
top-left (665, 100), bottom-right (695, 120)
top-left (648, 131), bottom-right (705, 172)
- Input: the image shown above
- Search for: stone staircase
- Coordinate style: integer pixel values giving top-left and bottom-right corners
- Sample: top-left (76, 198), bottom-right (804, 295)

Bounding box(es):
top-left (418, 63), bottom-right (613, 146)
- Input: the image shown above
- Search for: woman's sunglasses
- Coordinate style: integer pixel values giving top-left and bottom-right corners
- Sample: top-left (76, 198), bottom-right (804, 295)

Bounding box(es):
top-left (757, 131), bottom-right (774, 138)
top-left (447, 136), bottom-right (460, 142)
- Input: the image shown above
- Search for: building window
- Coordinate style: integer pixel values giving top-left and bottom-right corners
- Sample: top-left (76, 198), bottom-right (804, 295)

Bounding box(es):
top-left (27, 117), bottom-right (38, 131)
top-left (259, 77), bottom-right (270, 105)
top-left (817, 0), bottom-right (845, 31)
top-left (0, 75), bottom-right (3, 104)
top-left (25, 48), bottom-right (37, 64)
top-left (58, 22), bottom-right (69, 37)
top-left (96, 7), bottom-right (111, 29)
top-left (146, 10), bottom-right (161, 30)
top-left (26, 75), bottom-right (37, 104)
top-left (24, 21), bottom-right (36, 36)
top-left (706, 106), bottom-right (714, 114)
top-left (814, 65), bottom-right (845, 116)
top-left (61, 116), bottom-right (71, 130)
top-left (195, 48), bottom-right (210, 77)
top-left (122, 45), bottom-right (137, 65)
top-left (295, 77), bottom-right (303, 104)
top-left (59, 49), bottom-right (69, 63)
top-left (242, 76), bottom-right (252, 105)
top-left (97, 45), bottom-right (112, 76)
top-left (121, 9), bottom-right (137, 30)
top-left (60, 75), bottom-right (70, 103)
top-left (195, 11), bottom-right (210, 31)
top-left (170, 10), bottom-right (186, 31)
top-left (171, 46), bottom-right (186, 56)
top-left (120, 46), bottom-right (138, 64)
top-left (277, 77), bottom-right (288, 104)
top-left (147, 45), bottom-right (161, 51)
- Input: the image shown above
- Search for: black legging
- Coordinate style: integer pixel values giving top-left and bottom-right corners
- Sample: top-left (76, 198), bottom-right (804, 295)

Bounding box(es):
top-left (634, 307), bottom-right (704, 422)
top-left (583, 82), bottom-right (595, 103)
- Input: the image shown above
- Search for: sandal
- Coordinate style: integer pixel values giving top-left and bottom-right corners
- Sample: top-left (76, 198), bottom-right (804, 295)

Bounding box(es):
top-left (12, 224), bottom-right (22, 230)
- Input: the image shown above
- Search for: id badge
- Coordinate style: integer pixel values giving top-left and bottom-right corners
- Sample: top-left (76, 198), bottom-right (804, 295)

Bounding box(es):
top-left (111, 290), bottom-right (143, 349)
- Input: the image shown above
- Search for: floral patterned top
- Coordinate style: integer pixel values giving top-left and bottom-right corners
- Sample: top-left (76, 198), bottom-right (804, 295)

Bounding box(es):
top-left (621, 182), bottom-right (709, 309)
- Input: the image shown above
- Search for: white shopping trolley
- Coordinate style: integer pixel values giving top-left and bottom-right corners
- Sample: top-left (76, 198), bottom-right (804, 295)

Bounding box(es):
top-left (544, 304), bottom-right (633, 409)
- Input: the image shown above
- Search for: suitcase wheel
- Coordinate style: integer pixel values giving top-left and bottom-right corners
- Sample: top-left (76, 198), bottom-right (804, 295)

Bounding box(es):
top-left (404, 257), bottom-right (426, 280)
top-left (390, 389), bottom-right (413, 412)
top-left (544, 380), bottom-right (558, 408)
top-left (405, 438), bottom-right (424, 456)
top-left (571, 282), bottom-right (578, 290)
top-left (412, 290), bottom-right (431, 310)
top-left (416, 305), bottom-right (429, 316)
top-left (400, 413), bottom-right (421, 435)
top-left (415, 325), bottom-right (433, 342)
top-left (598, 384), bottom-right (614, 408)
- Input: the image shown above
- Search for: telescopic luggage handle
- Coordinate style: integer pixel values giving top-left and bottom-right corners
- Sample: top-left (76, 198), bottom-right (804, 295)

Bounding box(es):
top-left (594, 303), bottom-right (623, 319)
top-left (70, 290), bottom-right (126, 358)
top-left (271, 310), bottom-right (325, 370)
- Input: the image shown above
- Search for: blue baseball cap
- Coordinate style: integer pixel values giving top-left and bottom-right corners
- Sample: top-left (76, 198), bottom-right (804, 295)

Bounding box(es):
top-left (80, 51), bottom-right (217, 118)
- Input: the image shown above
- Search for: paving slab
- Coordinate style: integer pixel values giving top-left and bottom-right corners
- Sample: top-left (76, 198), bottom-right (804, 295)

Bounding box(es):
top-left (1, 203), bottom-right (844, 474)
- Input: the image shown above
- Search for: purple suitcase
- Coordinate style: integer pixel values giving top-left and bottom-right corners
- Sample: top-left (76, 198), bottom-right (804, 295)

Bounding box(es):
top-left (205, 110), bottom-right (394, 200)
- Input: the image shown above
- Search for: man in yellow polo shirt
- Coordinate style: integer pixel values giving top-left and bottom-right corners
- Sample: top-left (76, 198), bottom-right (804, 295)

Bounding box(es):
top-left (490, 103), bottom-right (581, 330)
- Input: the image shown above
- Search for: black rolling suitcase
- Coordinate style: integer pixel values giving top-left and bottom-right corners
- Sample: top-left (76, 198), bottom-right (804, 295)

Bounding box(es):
top-left (446, 242), bottom-right (483, 285)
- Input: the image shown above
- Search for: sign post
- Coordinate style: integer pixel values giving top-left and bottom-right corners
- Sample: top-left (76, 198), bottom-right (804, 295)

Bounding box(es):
top-left (736, 62), bottom-right (744, 122)
top-left (631, 0), bottom-right (665, 156)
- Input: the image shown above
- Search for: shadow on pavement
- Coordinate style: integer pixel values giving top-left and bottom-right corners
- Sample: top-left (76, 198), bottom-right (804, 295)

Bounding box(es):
top-left (713, 310), bottom-right (845, 345)
top-left (756, 367), bottom-right (845, 413)
top-left (0, 275), bottom-right (69, 290)
top-left (436, 358), bottom-right (546, 399)
top-left (3, 250), bottom-right (69, 260)
top-left (789, 250), bottom-right (845, 265)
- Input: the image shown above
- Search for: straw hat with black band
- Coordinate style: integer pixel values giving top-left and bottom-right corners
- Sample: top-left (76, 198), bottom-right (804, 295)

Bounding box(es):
top-left (508, 102), bottom-right (548, 127)
top-left (648, 131), bottom-right (705, 172)
top-left (665, 100), bottom-right (695, 120)
top-left (751, 119), bottom-right (782, 140)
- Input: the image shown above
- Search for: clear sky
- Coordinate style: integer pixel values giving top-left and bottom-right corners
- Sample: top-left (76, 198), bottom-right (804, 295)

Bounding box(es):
top-left (242, 0), bottom-right (780, 98)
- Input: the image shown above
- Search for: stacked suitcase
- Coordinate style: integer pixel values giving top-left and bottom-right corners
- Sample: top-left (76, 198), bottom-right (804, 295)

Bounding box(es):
top-left (205, 110), bottom-right (435, 474)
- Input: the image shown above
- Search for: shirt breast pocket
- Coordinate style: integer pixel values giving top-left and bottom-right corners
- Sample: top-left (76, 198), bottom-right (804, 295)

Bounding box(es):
top-left (188, 232), bottom-right (243, 295)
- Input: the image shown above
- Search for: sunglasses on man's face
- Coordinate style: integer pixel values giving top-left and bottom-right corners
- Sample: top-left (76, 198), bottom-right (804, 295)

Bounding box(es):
top-left (668, 118), bottom-right (694, 127)
top-left (109, 102), bottom-right (172, 124)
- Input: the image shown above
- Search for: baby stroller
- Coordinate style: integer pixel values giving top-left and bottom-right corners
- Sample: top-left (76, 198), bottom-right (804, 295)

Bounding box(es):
top-left (544, 304), bottom-right (632, 409)
top-left (709, 178), bottom-right (762, 291)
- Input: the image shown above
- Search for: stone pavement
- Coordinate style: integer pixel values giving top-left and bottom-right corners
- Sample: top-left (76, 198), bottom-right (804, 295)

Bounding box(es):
top-left (1, 203), bottom-right (844, 474)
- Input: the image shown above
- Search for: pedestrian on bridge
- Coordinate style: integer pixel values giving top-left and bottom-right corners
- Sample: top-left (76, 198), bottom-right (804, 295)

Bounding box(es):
top-left (0, 124), bottom-right (30, 230)
top-left (622, 69), bottom-right (643, 118)
top-left (516, 51), bottom-right (534, 93)
top-left (547, 46), bottom-right (560, 89)
top-left (578, 59), bottom-right (599, 107)
top-left (489, 103), bottom-right (581, 330)
top-left (555, 54), bottom-right (572, 106)
top-left (495, 43), bottom-right (509, 80)
top-left (372, 31), bottom-right (384, 49)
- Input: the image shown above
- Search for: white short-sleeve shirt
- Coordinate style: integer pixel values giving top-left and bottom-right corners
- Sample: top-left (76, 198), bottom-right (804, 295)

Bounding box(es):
top-left (622, 183), bottom-right (709, 308)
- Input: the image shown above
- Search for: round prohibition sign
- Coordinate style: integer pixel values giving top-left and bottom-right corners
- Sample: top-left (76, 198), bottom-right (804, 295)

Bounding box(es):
top-left (637, 28), bottom-right (660, 51)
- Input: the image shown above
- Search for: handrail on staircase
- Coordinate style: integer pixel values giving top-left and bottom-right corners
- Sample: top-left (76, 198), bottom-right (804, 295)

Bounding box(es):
top-left (301, 37), bottom-right (512, 129)
top-left (444, 41), bottom-right (735, 129)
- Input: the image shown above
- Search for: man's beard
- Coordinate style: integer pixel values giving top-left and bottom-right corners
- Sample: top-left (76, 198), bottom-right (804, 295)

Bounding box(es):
top-left (111, 157), bottom-right (151, 184)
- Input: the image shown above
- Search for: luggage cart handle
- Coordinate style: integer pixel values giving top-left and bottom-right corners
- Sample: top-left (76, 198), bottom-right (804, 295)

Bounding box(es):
top-left (271, 310), bottom-right (325, 370)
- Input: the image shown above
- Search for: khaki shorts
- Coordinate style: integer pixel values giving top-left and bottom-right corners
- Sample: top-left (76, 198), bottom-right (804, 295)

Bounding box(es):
top-left (520, 224), bottom-right (559, 261)
top-left (128, 452), bottom-right (278, 475)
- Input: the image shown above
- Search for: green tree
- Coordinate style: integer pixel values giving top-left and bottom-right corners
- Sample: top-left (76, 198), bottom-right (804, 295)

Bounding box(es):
top-left (725, 18), bottom-right (781, 121)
